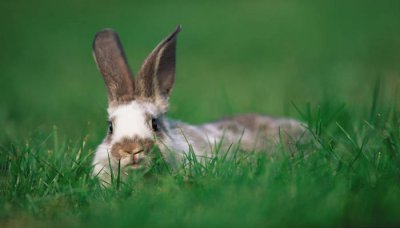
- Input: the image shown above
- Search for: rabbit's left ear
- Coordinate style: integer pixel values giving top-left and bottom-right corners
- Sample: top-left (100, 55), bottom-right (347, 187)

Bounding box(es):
top-left (93, 29), bottom-right (135, 104)
top-left (136, 25), bottom-right (181, 100)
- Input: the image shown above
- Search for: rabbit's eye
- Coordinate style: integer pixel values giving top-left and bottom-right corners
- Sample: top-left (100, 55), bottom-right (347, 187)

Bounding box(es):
top-left (151, 118), bottom-right (159, 132)
top-left (108, 121), bottom-right (113, 134)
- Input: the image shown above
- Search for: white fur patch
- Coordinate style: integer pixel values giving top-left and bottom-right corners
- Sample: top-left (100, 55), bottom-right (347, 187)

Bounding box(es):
top-left (92, 101), bottom-right (308, 184)
top-left (108, 101), bottom-right (158, 144)
top-left (92, 101), bottom-right (161, 183)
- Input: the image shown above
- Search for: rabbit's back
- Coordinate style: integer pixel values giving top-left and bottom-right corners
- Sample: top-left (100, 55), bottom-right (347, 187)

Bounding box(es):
top-left (166, 114), bottom-right (308, 154)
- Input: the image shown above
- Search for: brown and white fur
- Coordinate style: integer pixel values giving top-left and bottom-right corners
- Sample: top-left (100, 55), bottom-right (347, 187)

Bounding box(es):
top-left (92, 26), bottom-right (307, 183)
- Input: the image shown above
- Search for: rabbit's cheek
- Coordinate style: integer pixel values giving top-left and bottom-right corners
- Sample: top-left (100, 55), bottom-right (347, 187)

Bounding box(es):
top-left (120, 156), bottom-right (132, 167)
top-left (117, 149), bottom-right (131, 158)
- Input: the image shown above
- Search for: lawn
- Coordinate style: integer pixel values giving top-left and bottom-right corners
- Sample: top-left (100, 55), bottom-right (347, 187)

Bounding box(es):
top-left (1, 0), bottom-right (400, 227)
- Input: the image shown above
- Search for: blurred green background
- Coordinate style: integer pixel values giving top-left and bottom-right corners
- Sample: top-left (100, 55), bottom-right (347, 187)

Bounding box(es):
top-left (1, 1), bottom-right (400, 226)
top-left (0, 0), bottom-right (399, 142)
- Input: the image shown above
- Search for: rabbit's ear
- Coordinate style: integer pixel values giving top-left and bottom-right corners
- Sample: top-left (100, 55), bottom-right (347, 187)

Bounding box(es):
top-left (93, 29), bottom-right (135, 104)
top-left (136, 25), bottom-right (181, 100)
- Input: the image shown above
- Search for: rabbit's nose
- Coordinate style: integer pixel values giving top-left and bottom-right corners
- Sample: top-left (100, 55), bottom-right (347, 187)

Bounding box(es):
top-left (111, 138), bottom-right (154, 159)
top-left (118, 146), bottom-right (143, 156)
top-left (117, 148), bottom-right (142, 158)
top-left (130, 147), bottom-right (144, 154)
top-left (115, 142), bottom-right (142, 157)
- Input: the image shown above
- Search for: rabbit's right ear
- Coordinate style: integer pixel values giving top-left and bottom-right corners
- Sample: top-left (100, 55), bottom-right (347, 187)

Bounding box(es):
top-left (136, 26), bottom-right (181, 101)
top-left (93, 29), bottom-right (135, 104)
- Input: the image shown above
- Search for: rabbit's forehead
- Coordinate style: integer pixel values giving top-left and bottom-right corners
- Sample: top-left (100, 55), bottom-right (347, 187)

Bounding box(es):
top-left (107, 101), bottom-right (158, 117)
top-left (107, 101), bottom-right (158, 141)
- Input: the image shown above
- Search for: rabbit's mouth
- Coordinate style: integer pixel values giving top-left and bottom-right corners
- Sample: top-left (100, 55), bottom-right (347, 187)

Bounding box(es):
top-left (127, 151), bottom-right (154, 170)
top-left (132, 152), bottom-right (145, 168)
top-left (118, 152), bottom-right (143, 169)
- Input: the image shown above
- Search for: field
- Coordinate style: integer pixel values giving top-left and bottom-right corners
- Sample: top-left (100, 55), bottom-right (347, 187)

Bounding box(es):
top-left (1, 0), bottom-right (400, 227)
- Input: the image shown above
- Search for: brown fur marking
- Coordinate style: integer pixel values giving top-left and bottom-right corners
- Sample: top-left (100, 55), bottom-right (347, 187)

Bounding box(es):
top-left (93, 29), bottom-right (135, 103)
top-left (136, 26), bottom-right (180, 100)
top-left (111, 137), bottom-right (154, 159)
top-left (210, 114), bottom-right (306, 151)
top-left (215, 114), bottom-right (264, 133)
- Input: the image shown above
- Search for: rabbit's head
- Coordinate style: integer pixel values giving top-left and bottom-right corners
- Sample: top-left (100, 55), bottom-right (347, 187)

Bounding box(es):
top-left (93, 26), bottom-right (180, 171)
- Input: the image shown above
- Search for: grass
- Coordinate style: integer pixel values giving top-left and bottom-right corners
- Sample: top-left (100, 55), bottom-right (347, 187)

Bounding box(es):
top-left (1, 0), bottom-right (400, 227)
top-left (1, 88), bottom-right (400, 227)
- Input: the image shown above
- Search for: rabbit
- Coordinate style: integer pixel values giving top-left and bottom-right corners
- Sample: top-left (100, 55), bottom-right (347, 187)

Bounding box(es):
top-left (91, 25), bottom-right (308, 183)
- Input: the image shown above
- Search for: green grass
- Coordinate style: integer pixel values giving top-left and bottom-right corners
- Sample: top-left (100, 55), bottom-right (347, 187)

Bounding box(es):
top-left (1, 0), bottom-right (400, 227)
